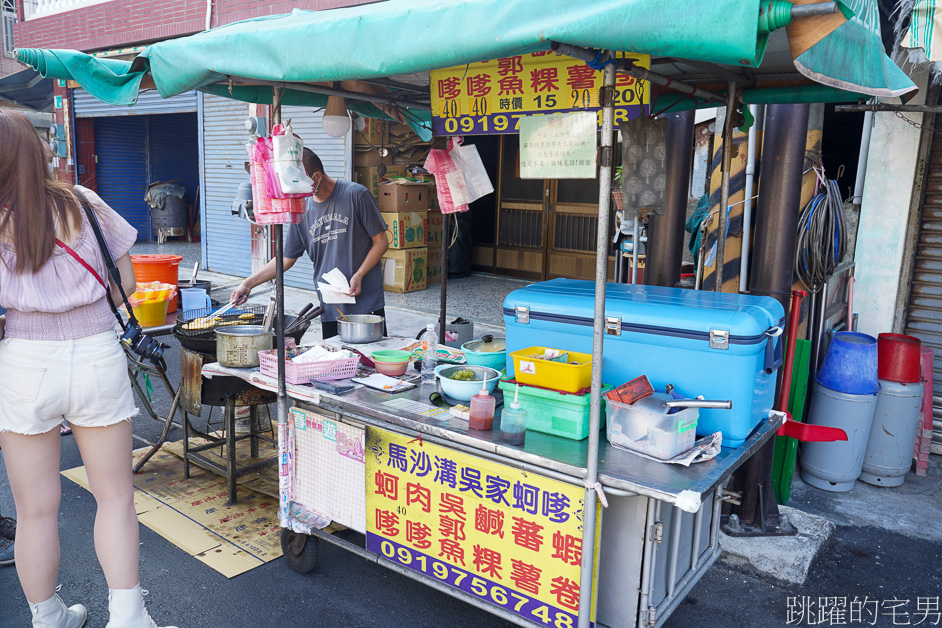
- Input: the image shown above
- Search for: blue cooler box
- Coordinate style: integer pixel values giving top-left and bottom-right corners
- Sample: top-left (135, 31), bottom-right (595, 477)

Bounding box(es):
top-left (503, 279), bottom-right (784, 448)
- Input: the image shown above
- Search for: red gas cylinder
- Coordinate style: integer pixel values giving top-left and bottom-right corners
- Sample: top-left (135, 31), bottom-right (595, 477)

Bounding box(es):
top-left (877, 333), bottom-right (922, 383)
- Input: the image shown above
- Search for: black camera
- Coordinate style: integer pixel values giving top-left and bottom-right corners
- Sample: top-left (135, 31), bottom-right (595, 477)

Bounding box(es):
top-left (121, 324), bottom-right (167, 369)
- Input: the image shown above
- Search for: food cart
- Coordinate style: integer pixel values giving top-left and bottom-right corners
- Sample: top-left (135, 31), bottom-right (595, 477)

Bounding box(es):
top-left (17, 1), bottom-right (913, 626)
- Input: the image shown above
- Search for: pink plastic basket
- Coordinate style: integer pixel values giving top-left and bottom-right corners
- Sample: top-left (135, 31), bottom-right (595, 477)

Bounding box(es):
top-left (258, 348), bottom-right (359, 385)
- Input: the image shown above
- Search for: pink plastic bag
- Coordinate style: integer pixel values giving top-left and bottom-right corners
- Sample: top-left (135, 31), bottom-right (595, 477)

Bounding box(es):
top-left (424, 148), bottom-right (469, 214)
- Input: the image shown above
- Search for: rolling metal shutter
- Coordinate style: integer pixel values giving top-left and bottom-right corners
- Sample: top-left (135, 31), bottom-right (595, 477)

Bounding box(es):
top-left (201, 93), bottom-right (252, 277)
top-left (904, 113), bottom-right (942, 454)
top-left (93, 116), bottom-right (150, 240)
top-left (279, 105), bottom-right (352, 291)
top-left (74, 89), bottom-right (197, 117)
top-left (149, 113), bottom-right (201, 210)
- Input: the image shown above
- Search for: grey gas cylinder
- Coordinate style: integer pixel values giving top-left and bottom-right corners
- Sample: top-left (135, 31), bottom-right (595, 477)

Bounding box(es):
top-left (859, 379), bottom-right (924, 487)
top-left (800, 382), bottom-right (878, 492)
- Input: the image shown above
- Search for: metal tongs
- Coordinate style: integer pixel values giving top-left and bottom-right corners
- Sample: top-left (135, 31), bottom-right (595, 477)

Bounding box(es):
top-left (190, 300), bottom-right (238, 327)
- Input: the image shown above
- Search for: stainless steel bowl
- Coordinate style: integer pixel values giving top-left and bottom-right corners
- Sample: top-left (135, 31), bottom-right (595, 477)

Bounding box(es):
top-left (338, 314), bottom-right (384, 344)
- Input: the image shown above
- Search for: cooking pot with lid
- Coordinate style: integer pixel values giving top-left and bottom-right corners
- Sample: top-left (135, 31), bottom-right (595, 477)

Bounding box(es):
top-left (462, 335), bottom-right (507, 370)
top-left (215, 325), bottom-right (273, 368)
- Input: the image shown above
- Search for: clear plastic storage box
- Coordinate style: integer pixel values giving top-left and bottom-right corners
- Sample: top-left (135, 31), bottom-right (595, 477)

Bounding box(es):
top-left (605, 392), bottom-right (698, 460)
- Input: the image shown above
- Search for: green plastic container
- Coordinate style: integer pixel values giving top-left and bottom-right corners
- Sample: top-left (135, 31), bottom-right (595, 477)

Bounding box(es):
top-left (498, 380), bottom-right (612, 441)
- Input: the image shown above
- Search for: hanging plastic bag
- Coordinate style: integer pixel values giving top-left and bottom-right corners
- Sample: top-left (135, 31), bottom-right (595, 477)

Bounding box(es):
top-left (424, 148), bottom-right (469, 214)
top-left (271, 122), bottom-right (314, 196)
top-left (449, 137), bottom-right (494, 202)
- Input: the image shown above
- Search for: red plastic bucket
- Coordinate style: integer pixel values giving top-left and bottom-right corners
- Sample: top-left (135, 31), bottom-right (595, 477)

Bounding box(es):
top-left (130, 254), bottom-right (182, 313)
top-left (877, 333), bottom-right (921, 383)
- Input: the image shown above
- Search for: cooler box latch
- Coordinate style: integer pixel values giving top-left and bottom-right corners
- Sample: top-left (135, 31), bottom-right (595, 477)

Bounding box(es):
top-left (515, 306), bottom-right (530, 324)
top-left (709, 329), bottom-right (729, 350)
top-left (605, 317), bottom-right (622, 336)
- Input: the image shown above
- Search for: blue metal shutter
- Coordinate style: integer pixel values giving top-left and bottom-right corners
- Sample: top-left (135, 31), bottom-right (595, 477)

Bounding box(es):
top-left (93, 116), bottom-right (150, 241)
top-left (201, 94), bottom-right (252, 277)
top-left (148, 113), bottom-right (200, 212)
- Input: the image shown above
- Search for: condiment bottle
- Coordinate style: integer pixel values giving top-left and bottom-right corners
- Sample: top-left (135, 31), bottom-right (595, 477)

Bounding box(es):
top-left (469, 381), bottom-right (495, 431)
top-left (499, 385), bottom-right (527, 446)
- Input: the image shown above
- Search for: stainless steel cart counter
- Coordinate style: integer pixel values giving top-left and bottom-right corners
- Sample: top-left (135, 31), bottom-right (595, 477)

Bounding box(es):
top-left (203, 364), bottom-right (782, 628)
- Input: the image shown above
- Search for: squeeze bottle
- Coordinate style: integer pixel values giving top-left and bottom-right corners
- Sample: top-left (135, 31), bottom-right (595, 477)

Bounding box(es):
top-left (499, 385), bottom-right (527, 445)
top-left (469, 381), bottom-right (495, 431)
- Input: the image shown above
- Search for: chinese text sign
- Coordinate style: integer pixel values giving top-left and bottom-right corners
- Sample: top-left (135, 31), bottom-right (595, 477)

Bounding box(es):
top-left (365, 427), bottom-right (597, 627)
top-left (430, 51), bottom-right (650, 135)
top-left (519, 112), bottom-right (597, 179)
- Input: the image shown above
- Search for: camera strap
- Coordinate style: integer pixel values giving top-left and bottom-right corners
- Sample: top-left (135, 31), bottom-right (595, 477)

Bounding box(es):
top-left (71, 188), bottom-right (139, 331)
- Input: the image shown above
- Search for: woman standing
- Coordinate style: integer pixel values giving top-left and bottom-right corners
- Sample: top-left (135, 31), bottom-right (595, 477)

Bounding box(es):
top-left (0, 108), bottom-right (175, 628)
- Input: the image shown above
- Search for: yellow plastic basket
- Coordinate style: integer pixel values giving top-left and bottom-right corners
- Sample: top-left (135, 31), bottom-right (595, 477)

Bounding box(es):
top-left (510, 346), bottom-right (593, 393)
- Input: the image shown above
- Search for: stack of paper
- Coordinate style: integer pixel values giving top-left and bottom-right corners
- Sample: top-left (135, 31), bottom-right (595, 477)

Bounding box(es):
top-left (317, 268), bottom-right (355, 304)
top-left (293, 345), bottom-right (354, 364)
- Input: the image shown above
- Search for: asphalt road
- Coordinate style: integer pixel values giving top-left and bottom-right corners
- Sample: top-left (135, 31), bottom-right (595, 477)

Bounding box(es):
top-left (2, 333), bottom-right (940, 627)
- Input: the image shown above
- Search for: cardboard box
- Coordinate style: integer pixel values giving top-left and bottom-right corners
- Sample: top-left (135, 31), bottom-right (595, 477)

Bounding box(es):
top-left (378, 182), bottom-right (430, 212)
top-left (354, 165), bottom-right (406, 202)
top-left (382, 211), bottom-right (427, 249)
top-left (428, 247), bottom-right (442, 284)
top-left (354, 118), bottom-right (424, 147)
top-left (353, 148), bottom-right (394, 168)
top-left (427, 211), bottom-right (443, 249)
top-left (354, 118), bottom-right (384, 147)
top-left (382, 248), bottom-right (427, 293)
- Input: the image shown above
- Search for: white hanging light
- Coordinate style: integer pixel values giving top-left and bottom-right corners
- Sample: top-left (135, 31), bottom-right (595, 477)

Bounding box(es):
top-left (322, 95), bottom-right (351, 137)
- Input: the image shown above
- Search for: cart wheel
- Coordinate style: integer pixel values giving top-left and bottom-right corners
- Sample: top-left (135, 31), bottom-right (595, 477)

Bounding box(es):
top-left (281, 528), bottom-right (319, 574)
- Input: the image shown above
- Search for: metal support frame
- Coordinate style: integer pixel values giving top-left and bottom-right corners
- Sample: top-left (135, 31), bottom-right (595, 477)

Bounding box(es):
top-left (182, 400), bottom-right (277, 506)
top-left (271, 87), bottom-right (289, 439)
top-left (740, 105), bottom-right (762, 293)
top-left (438, 215), bottom-right (449, 344)
top-left (227, 76), bottom-right (431, 111)
top-left (714, 82), bottom-right (738, 292)
top-left (576, 52), bottom-right (615, 628)
top-left (550, 41), bottom-right (726, 105)
top-left (124, 345), bottom-right (188, 472)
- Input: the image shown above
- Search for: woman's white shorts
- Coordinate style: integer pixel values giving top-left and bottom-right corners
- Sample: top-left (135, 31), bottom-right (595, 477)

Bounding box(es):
top-left (0, 330), bottom-right (138, 435)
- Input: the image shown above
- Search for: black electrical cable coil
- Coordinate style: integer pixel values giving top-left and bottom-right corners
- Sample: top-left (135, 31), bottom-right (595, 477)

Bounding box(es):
top-left (795, 178), bottom-right (846, 293)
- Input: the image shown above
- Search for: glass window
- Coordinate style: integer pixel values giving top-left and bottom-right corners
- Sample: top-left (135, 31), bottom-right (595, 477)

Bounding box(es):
top-left (1, 0), bottom-right (15, 58)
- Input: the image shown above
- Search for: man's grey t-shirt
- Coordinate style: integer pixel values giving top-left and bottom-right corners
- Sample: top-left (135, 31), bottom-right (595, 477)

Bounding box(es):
top-left (285, 179), bottom-right (386, 322)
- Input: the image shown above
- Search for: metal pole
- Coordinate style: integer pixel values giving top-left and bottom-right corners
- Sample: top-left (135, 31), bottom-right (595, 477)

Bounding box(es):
top-left (228, 76), bottom-right (431, 111)
top-left (550, 41), bottom-right (726, 105)
top-left (631, 217), bottom-right (640, 284)
top-left (852, 111), bottom-right (873, 204)
top-left (576, 53), bottom-right (615, 628)
top-left (271, 87), bottom-right (287, 430)
top-left (740, 105), bottom-right (761, 293)
top-left (715, 82), bottom-right (738, 292)
top-left (646, 110), bottom-right (695, 287)
top-left (438, 214), bottom-right (449, 344)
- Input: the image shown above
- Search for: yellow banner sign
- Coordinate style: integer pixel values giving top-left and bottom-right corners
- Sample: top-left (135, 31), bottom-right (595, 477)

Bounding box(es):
top-left (430, 51), bottom-right (650, 135)
top-left (365, 427), bottom-right (597, 626)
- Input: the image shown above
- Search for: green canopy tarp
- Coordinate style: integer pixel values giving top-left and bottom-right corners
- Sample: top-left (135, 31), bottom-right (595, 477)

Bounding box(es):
top-left (793, 0), bottom-right (914, 98)
top-left (16, 0), bottom-right (916, 125)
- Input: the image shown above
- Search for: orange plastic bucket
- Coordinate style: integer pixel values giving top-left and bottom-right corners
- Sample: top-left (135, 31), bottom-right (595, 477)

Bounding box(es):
top-left (131, 254), bottom-right (182, 312)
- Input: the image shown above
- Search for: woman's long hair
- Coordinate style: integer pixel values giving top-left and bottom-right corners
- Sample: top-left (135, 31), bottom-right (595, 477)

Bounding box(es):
top-left (0, 107), bottom-right (81, 274)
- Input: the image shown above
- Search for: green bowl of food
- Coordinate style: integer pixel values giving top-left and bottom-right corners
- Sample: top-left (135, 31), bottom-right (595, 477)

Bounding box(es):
top-left (434, 365), bottom-right (501, 402)
top-left (371, 349), bottom-right (413, 363)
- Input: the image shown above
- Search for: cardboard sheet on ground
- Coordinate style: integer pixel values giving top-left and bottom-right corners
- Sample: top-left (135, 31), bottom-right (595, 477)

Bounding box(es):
top-left (62, 444), bottom-right (283, 578)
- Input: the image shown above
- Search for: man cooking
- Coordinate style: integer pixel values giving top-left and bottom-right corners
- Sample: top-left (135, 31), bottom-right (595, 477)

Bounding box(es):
top-left (230, 148), bottom-right (389, 338)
